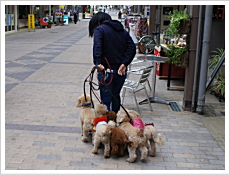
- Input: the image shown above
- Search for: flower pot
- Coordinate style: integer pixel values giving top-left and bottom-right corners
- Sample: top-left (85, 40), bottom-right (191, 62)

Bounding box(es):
top-left (47, 23), bottom-right (52, 28)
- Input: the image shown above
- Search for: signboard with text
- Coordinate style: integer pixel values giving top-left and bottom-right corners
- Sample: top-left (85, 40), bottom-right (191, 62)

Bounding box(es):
top-left (28, 14), bottom-right (35, 29)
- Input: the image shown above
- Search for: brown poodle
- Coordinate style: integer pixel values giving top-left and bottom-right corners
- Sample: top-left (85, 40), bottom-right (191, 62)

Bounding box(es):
top-left (106, 111), bottom-right (117, 122)
top-left (106, 111), bottom-right (132, 157)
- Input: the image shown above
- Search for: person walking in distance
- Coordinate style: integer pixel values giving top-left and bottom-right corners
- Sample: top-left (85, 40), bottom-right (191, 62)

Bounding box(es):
top-left (74, 12), bottom-right (78, 24)
top-left (88, 12), bottom-right (136, 113)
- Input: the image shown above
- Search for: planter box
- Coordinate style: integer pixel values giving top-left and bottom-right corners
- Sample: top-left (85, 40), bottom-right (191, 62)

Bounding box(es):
top-left (156, 62), bottom-right (185, 79)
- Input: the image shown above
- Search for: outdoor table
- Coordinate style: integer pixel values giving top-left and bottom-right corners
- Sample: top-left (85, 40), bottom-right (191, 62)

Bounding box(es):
top-left (137, 55), bottom-right (170, 105)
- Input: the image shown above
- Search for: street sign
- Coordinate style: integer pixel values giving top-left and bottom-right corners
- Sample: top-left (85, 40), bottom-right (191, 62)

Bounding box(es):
top-left (40, 17), bottom-right (48, 26)
top-left (28, 14), bottom-right (35, 30)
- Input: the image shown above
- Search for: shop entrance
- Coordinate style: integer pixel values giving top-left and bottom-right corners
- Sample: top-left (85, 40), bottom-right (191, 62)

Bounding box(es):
top-left (5, 5), bottom-right (15, 32)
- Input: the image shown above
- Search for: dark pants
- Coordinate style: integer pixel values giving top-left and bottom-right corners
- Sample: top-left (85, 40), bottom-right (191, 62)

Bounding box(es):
top-left (98, 71), bottom-right (126, 113)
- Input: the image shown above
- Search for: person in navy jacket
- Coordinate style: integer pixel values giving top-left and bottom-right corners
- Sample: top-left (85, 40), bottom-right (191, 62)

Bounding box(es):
top-left (88, 12), bottom-right (136, 113)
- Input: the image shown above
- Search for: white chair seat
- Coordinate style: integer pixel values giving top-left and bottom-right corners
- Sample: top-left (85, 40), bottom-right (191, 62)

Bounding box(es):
top-left (122, 65), bottom-right (154, 116)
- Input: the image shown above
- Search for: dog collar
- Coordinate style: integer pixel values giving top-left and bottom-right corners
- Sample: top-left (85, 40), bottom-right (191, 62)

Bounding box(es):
top-left (82, 103), bottom-right (91, 106)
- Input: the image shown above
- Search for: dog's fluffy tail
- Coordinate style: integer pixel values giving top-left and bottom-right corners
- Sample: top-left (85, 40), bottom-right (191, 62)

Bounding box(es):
top-left (154, 133), bottom-right (166, 146)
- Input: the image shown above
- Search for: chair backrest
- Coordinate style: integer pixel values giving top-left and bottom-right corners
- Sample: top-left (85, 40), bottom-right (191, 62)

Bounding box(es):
top-left (138, 65), bottom-right (154, 86)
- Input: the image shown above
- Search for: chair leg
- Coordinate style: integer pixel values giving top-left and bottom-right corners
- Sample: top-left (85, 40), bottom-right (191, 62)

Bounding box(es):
top-left (121, 88), bottom-right (126, 105)
top-left (144, 87), bottom-right (153, 111)
top-left (133, 90), bottom-right (141, 116)
top-left (147, 79), bottom-right (151, 92)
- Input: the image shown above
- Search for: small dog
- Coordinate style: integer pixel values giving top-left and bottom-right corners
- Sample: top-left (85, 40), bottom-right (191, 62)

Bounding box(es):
top-left (76, 94), bottom-right (95, 142)
top-left (116, 109), bottom-right (148, 163)
top-left (106, 111), bottom-right (132, 157)
top-left (106, 111), bottom-right (117, 122)
top-left (128, 109), bottom-right (166, 157)
top-left (92, 104), bottom-right (115, 158)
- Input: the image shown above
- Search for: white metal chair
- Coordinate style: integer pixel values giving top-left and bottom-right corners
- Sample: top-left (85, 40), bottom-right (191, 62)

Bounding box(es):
top-left (127, 58), bottom-right (152, 91)
top-left (122, 65), bottom-right (154, 115)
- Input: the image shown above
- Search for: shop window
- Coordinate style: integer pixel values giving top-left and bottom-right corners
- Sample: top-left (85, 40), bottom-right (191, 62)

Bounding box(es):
top-left (19, 5), bottom-right (30, 19)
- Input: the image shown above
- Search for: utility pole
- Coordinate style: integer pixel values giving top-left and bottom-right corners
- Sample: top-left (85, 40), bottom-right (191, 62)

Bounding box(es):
top-left (196, 5), bottom-right (213, 114)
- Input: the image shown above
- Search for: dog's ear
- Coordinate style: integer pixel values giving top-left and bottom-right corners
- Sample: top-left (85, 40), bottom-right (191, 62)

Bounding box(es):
top-left (76, 98), bottom-right (81, 107)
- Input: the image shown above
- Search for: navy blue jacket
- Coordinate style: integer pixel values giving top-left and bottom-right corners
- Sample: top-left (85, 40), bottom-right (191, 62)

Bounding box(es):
top-left (93, 20), bottom-right (136, 70)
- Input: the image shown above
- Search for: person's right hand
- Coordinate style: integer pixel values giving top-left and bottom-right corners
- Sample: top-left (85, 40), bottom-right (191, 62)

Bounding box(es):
top-left (97, 64), bottom-right (105, 71)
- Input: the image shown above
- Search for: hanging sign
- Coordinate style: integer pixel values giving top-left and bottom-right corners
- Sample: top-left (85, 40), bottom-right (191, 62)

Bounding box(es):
top-left (28, 14), bottom-right (35, 29)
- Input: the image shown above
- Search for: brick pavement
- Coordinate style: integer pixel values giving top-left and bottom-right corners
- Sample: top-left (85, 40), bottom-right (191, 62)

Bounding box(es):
top-left (4, 12), bottom-right (226, 172)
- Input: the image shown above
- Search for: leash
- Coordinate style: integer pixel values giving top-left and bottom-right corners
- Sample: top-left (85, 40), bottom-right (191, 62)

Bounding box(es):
top-left (83, 65), bottom-right (101, 108)
top-left (83, 58), bottom-right (131, 119)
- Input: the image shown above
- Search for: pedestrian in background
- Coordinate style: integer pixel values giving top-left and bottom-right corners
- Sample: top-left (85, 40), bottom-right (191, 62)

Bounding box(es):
top-left (88, 12), bottom-right (136, 113)
top-left (74, 12), bottom-right (78, 24)
top-left (118, 10), bottom-right (122, 19)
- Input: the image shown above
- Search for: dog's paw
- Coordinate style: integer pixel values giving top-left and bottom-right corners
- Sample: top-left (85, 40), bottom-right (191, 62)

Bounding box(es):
top-left (126, 157), bottom-right (136, 163)
top-left (92, 149), bottom-right (97, 154)
top-left (104, 154), bottom-right (110, 158)
top-left (81, 137), bottom-right (88, 142)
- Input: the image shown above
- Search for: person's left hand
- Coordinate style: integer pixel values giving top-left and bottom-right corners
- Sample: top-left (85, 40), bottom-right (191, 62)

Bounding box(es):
top-left (118, 64), bottom-right (126, 75)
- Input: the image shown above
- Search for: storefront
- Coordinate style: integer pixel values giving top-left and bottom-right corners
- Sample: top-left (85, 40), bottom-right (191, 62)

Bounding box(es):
top-left (5, 5), bottom-right (16, 32)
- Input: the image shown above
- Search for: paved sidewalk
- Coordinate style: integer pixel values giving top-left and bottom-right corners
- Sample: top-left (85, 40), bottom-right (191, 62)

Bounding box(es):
top-left (4, 12), bottom-right (226, 172)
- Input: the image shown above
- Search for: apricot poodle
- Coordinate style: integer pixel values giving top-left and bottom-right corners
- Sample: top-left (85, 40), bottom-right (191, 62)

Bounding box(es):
top-left (128, 109), bottom-right (166, 157)
top-left (76, 94), bottom-right (96, 142)
top-left (116, 109), bottom-right (148, 163)
top-left (92, 104), bottom-right (115, 158)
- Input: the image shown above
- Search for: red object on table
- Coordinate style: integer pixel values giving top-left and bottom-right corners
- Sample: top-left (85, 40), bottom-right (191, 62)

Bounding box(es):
top-left (154, 49), bottom-right (185, 78)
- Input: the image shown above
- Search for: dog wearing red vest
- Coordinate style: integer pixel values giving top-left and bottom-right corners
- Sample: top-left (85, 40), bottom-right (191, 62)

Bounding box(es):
top-left (92, 104), bottom-right (116, 158)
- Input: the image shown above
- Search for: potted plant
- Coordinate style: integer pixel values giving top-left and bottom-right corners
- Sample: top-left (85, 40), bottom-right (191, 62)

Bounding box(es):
top-left (209, 48), bottom-right (225, 70)
top-left (47, 21), bottom-right (54, 28)
top-left (60, 20), bottom-right (66, 26)
top-left (208, 48), bottom-right (225, 101)
top-left (210, 76), bottom-right (225, 101)
top-left (164, 44), bottom-right (189, 67)
top-left (167, 10), bottom-right (190, 37)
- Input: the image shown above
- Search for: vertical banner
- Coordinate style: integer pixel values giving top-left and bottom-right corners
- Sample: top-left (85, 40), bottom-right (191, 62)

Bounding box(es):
top-left (63, 15), bottom-right (68, 25)
top-left (28, 14), bottom-right (35, 29)
top-left (7, 14), bottom-right (11, 26)
top-left (11, 14), bottom-right (14, 26)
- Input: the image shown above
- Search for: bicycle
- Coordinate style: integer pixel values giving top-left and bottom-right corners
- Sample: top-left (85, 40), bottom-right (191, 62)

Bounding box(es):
top-left (138, 29), bottom-right (171, 54)
top-left (138, 32), bottom-right (160, 54)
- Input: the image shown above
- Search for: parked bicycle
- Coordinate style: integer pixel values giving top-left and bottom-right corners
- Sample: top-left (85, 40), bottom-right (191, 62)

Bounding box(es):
top-left (138, 32), bottom-right (160, 54)
top-left (138, 29), bottom-right (171, 54)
